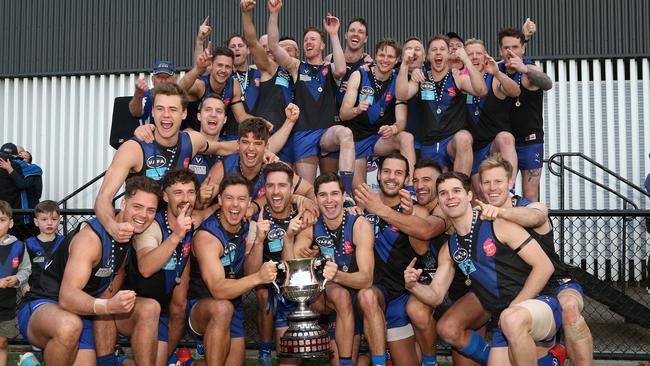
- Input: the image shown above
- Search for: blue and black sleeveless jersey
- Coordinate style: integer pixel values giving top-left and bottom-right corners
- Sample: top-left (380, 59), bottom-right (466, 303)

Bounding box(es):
top-left (513, 196), bottom-right (570, 283)
top-left (366, 206), bottom-right (417, 301)
top-left (417, 67), bottom-right (468, 145)
top-left (0, 238), bottom-right (26, 319)
top-left (336, 59), bottom-right (368, 105)
top-left (448, 213), bottom-right (553, 316)
top-left (404, 66), bottom-right (426, 145)
top-left (415, 233), bottom-right (468, 302)
top-left (347, 68), bottom-right (398, 140)
top-left (188, 153), bottom-right (219, 184)
top-left (254, 67), bottom-right (294, 132)
top-left (293, 62), bottom-right (338, 132)
top-left (223, 68), bottom-right (261, 138)
top-left (25, 235), bottom-right (64, 289)
top-left (222, 153), bottom-right (266, 200)
top-left (312, 212), bottom-right (359, 275)
top-left (126, 212), bottom-right (193, 313)
top-left (26, 219), bottom-right (129, 303)
top-left (199, 75), bottom-right (237, 139)
top-left (504, 59), bottom-right (544, 145)
top-left (252, 204), bottom-right (297, 263)
top-left (466, 73), bottom-right (513, 149)
top-left (189, 212), bottom-right (248, 305)
top-left (133, 131), bottom-right (193, 182)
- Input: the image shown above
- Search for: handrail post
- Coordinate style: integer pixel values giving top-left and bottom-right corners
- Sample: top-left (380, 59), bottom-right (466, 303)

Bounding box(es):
top-left (620, 205), bottom-right (627, 293)
top-left (559, 155), bottom-right (565, 260)
top-left (62, 201), bottom-right (68, 235)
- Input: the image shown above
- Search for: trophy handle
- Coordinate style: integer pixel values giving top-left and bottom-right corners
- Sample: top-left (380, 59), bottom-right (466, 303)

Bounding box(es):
top-left (272, 261), bottom-right (287, 295)
top-left (313, 257), bottom-right (329, 291)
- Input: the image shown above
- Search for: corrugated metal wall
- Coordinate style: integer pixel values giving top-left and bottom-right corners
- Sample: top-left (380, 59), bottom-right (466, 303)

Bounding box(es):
top-left (1, 58), bottom-right (648, 209)
top-left (2, 0), bottom-right (649, 77)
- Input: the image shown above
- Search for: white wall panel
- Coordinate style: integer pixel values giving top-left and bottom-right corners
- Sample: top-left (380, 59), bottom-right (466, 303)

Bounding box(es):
top-left (0, 61), bottom-right (649, 211)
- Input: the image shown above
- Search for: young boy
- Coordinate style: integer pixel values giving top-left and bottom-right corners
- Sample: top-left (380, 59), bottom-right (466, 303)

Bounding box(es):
top-left (0, 200), bottom-right (31, 366)
top-left (24, 201), bottom-right (63, 292)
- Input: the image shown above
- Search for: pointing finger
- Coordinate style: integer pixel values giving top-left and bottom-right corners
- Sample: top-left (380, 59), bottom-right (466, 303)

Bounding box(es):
top-left (202, 16), bottom-right (210, 26)
top-left (407, 257), bottom-right (417, 269)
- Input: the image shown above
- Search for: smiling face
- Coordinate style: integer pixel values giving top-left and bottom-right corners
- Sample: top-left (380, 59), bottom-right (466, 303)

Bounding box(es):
top-left (163, 181), bottom-right (197, 218)
top-left (345, 21), bottom-right (368, 52)
top-left (465, 43), bottom-right (486, 73)
top-left (437, 178), bottom-right (472, 219)
top-left (120, 190), bottom-right (159, 234)
top-left (316, 181), bottom-right (344, 221)
top-left (152, 94), bottom-right (187, 140)
top-left (480, 166), bottom-right (511, 208)
top-left (211, 55), bottom-right (234, 84)
top-left (264, 171), bottom-right (292, 215)
top-left (198, 97), bottom-right (226, 138)
top-left (375, 45), bottom-right (398, 74)
top-left (218, 183), bottom-right (251, 228)
top-left (413, 167), bottom-right (440, 206)
top-left (238, 132), bottom-right (266, 170)
top-left (228, 36), bottom-right (250, 68)
top-left (303, 30), bottom-right (325, 60)
top-left (427, 39), bottom-right (449, 73)
top-left (378, 158), bottom-right (408, 198)
top-left (34, 212), bottom-right (60, 236)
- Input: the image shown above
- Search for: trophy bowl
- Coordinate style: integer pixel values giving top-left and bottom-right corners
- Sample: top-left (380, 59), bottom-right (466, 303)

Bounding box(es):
top-left (276, 257), bottom-right (331, 359)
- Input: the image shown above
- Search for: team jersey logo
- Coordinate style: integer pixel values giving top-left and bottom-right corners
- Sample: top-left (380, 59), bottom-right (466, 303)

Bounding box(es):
top-left (452, 247), bottom-right (469, 263)
top-left (146, 155), bottom-right (166, 168)
top-left (315, 235), bottom-right (335, 260)
top-left (182, 242), bottom-right (191, 258)
top-left (11, 256), bottom-right (19, 268)
top-left (447, 87), bottom-right (457, 97)
top-left (321, 67), bottom-right (329, 76)
top-left (267, 228), bottom-right (286, 253)
top-left (94, 267), bottom-right (113, 277)
top-left (183, 157), bottom-right (190, 168)
top-left (483, 238), bottom-right (496, 257)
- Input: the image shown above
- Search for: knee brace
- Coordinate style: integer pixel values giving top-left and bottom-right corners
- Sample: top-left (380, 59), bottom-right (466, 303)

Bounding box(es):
top-left (563, 315), bottom-right (590, 342)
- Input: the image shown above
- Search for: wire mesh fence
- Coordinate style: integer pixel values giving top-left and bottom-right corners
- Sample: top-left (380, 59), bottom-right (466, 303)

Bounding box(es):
top-left (7, 209), bottom-right (650, 359)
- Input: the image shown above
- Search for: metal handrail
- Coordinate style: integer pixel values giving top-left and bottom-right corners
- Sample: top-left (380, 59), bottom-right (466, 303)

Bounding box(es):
top-left (57, 171), bottom-right (106, 206)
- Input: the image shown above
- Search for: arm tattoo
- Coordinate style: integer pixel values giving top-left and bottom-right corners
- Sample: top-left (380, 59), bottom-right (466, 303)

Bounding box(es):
top-left (526, 69), bottom-right (553, 90)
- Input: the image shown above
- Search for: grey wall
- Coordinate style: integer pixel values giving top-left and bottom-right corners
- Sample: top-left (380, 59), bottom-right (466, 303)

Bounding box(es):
top-left (2, 0), bottom-right (649, 77)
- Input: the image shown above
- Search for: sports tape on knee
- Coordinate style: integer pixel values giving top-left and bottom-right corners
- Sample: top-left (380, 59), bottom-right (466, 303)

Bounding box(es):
top-left (563, 315), bottom-right (590, 342)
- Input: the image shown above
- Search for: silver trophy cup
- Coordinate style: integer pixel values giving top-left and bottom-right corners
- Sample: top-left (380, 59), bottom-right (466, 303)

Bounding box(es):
top-left (274, 257), bottom-right (331, 359)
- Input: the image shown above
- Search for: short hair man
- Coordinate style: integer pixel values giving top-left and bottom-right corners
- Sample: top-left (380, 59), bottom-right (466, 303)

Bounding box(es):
top-left (405, 171), bottom-right (562, 366)
top-left (396, 35), bottom-right (488, 176)
top-left (339, 39), bottom-right (415, 190)
top-left (95, 83), bottom-right (237, 243)
top-left (18, 176), bottom-right (161, 366)
top-left (267, 0), bottom-right (356, 198)
top-left (129, 60), bottom-right (177, 124)
top-left (498, 27), bottom-right (553, 201)
top-left (463, 38), bottom-right (521, 199)
top-left (288, 172), bottom-right (375, 366)
top-left (477, 154), bottom-right (591, 365)
top-left (188, 174), bottom-right (278, 365)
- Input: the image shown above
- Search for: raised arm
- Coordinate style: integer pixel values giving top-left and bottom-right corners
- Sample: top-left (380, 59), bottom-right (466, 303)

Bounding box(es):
top-left (395, 49), bottom-right (421, 100)
top-left (241, 0), bottom-right (276, 76)
top-left (339, 71), bottom-right (363, 121)
top-left (187, 129), bottom-right (238, 156)
top-left (128, 79), bottom-right (149, 118)
top-left (324, 217), bottom-right (374, 290)
top-left (477, 199), bottom-right (548, 230)
top-left (323, 14), bottom-right (346, 80)
top-left (179, 42), bottom-right (212, 101)
top-left (95, 140), bottom-right (142, 242)
top-left (454, 48), bottom-right (487, 97)
top-left (194, 16), bottom-right (212, 70)
top-left (404, 244), bottom-right (456, 307)
top-left (507, 50), bottom-right (552, 91)
top-left (267, 0), bottom-right (300, 77)
top-left (193, 230), bottom-right (276, 300)
top-left (267, 103), bottom-right (299, 153)
top-left (485, 56), bottom-right (521, 98)
top-left (59, 227), bottom-right (136, 316)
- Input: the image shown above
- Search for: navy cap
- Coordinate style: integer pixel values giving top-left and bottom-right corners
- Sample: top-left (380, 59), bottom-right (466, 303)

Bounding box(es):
top-left (1, 143), bottom-right (17, 155)
top-left (152, 60), bottom-right (176, 75)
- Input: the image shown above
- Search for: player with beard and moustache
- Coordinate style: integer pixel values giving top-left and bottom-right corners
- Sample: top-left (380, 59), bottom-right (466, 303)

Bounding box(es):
top-left (405, 171), bottom-right (562, 366)
top-left (408, 159), bottom-right (482, 366)
top-left (204, 117), bottom-right (315, 204)
top-left (241, 0), bottom-right (304, 164)
top-left (95, 83), bottom-right (238, 243)
top-left (188, 174), bottom-right (278, 365)
top-left (339, 39), bottom-right (415, 190)
top-left (498, 27), bottom-right (553, 202)
top-left (120, 169), bottom-right (213, 366)
top-left (180, 43), bottom-right (254, 141)
top-left (19, 176), bottom-right (161, 366)
top-left (463, 39), bottom-right (521, 199)
top-left (247, 162), bottom-right (306, 366)
top-left (396, 35), bottom-right (487, 176)
top-left (477, 154), bottom-right (585, 365)
top-left (283, 173), bottom-right (374, 366)
top-left (267, 0), bottom-right (356, 199)
top-left (353, 153), bottom-right (446, 366)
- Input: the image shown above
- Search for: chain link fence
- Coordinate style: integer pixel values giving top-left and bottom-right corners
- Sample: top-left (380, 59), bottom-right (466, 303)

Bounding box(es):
top-left (7, 209), bottom-right (650, 359)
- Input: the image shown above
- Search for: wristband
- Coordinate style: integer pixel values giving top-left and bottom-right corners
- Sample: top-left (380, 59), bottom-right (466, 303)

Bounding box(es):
top-left (93, 298), bottom-right (109, 315)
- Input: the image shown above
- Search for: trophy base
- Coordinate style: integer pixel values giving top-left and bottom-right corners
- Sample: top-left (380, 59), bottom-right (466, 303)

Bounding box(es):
top-left (279, 318), bottom-right (331, 359)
